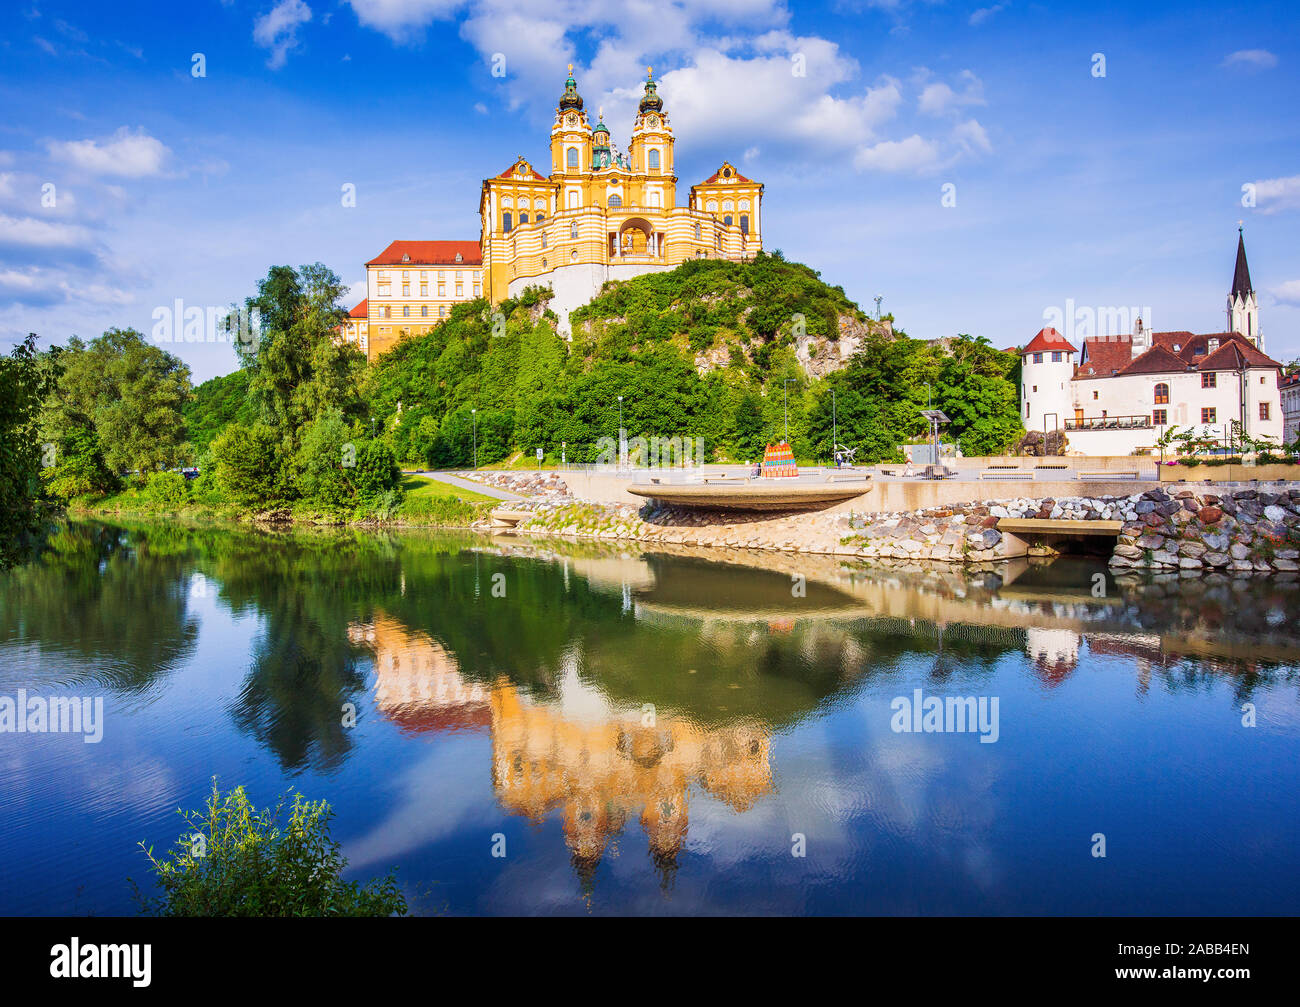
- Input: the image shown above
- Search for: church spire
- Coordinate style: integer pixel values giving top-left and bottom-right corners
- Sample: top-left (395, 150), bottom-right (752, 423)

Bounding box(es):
top-left (1228, 224), bottom-right (1260, 347)
top-left (1231, 224), bottom-right (1253, 300)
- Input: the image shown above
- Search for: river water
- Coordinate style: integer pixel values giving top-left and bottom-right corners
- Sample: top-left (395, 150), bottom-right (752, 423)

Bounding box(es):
top-left (1, 521), bottom-right (1297, 915)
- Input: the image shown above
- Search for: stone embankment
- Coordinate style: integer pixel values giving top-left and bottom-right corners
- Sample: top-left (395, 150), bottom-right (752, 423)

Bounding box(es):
top-left (1109, 486), bottom-right (1300, 573)
top-left (467, 471), bottom-right (572, 499)
top-left (486, 484), bottom-right (1300, 575)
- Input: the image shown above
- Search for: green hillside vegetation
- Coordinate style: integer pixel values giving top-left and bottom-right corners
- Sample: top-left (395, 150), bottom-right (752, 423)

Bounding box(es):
top-left (360, 250), bottom-right (1025, 468)
top-left (185, 369), bottom-right (257, 453)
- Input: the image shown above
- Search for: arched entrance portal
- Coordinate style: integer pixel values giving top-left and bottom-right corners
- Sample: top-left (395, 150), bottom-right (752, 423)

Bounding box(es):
top-left (610, 217), bottom-right (662, 259)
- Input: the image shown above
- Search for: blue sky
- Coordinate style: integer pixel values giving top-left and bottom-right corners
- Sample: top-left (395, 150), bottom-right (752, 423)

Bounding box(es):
top-left (1, 0), bottom-right (1297, 382)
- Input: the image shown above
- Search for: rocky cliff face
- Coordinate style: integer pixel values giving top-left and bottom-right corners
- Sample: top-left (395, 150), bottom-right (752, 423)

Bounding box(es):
top-left (792, 315), bottom-right (892, 380)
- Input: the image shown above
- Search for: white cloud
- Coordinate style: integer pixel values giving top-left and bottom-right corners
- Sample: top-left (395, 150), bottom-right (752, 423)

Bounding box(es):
top-left (853, 134), bottom-right (940, 173)
top-left (969, 4), bottom-right (1006, 26)
top-left (340, 2), bottom-right (984, 176)
top-left (952, 117), bottom-right (991, 154)
top-left (1223, 49), bottom-right (1277, 70)
top-left (47, 127), bottom-right (170, 178)
top-left (0, 212), bottom-right (92, 248)
top-left (346, 0), bottom-right (463, 41)
top-left (917, 69), bottom-right (985, 116)
top-left (1251, 174), bottom-right (1300, 214)
top-left (1271, 279), bottom-right (1300, 307)
top-left (254, 0), bottom-right (313, 69)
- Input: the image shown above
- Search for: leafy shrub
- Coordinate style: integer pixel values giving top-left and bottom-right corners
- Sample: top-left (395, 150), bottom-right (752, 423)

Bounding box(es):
top-left (294, 409), bottom-right (353, 508)
top-left (136, 782), bottom-right (407, 917)
top-left (353, 440), bottom-right (401, 500)
top-left (41, 425), bottom-right (119, 500)
top-left (210, 422), bottom-right (291, 508)
top-left (141, 470), bottom-right (189, 508)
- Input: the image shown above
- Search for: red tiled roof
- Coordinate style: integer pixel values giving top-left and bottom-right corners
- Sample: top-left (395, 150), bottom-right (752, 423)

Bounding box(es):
top-left (1281, 372), bottom-right (1300, 387)
top-left (1078, 330), bottom-right (1281, 378)
top-left (1150, 330), bottom-right (1281, 369)
top-left (1077, 335), bottom-right (1135, 377)
top-left (1023, 327), bottom-right (1077, 354)
top-left (1198, 339), bottom-right (1281, 371)
top-left (348, 298), bottom-right (368, 318)
top-left (1118, 345), bottom-right (1188, 376)
top-left (497, 161), bottom-right (547, 181)
top-left (366, 240), bottom-right (482, 267)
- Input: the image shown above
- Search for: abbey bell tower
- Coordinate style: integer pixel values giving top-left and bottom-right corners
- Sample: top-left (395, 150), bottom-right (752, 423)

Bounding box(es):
top-left (628, 67), bottom-right (677, 209)
top-left (550, 66), bottom-right (591, 175)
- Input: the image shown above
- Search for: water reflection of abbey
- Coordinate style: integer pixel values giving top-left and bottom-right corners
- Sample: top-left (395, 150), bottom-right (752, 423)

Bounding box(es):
top-left (352, 614), bottom-right (771, 885)
top-left (350, 546), bottom-right (1299, 884)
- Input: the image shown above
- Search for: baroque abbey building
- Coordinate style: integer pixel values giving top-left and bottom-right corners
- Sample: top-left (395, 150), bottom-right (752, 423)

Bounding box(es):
top-left (342, 68), bottom-right (764, 360)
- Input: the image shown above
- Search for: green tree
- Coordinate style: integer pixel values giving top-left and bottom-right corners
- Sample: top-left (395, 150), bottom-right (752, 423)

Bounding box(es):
top-left (43, 329), bottom-right (193, 477)
top-left (209, 422), bottom-right (291, 508)
top-left (244, 263), bottom-right (363, 444)
top-left (0, 335), bottom-right (59, 567)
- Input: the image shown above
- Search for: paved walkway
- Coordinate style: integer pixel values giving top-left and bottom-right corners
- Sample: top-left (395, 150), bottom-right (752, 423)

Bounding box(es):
top-left (408, 470), bottom-right (525, 501)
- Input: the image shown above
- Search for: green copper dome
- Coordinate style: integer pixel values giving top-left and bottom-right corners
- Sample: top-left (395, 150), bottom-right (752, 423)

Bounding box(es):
top-left (638, 71), bottom-right (663, 114)
top-left (558, 69), bottom-right (584, 112)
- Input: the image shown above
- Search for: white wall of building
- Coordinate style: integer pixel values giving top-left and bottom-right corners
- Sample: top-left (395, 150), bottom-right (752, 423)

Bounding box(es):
top-left (1020, 353), bottom-right (1075, 431)
top-left (1282, 379), bottom-right (1300, 445)
top-left (509, 260), bottom-right (673, 336)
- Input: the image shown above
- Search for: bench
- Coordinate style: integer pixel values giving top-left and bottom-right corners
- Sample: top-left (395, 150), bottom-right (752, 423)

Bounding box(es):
top-left (986, 464), bottom-right (1020, 470)
top-left (1034, 463), bottom-right (1069, 471)
top-left (702, 476), bottom-right (746, 484)
top-left (980, 470), bottom-right (1035, 481)
top-left (1080, 470), bottom-right (1139, 480)
top-left (826, 472), bottom-right (871, 483)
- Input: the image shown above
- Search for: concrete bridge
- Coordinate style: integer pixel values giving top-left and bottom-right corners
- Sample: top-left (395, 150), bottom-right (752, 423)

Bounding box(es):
top-left (995, 518), bottom-right (1123, 558)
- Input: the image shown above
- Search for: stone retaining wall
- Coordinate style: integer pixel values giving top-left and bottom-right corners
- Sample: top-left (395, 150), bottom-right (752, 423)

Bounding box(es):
top-left (1110, 486), bottom-right (1300, 573)
top-left (488, 484), bottom-right (1300, 576)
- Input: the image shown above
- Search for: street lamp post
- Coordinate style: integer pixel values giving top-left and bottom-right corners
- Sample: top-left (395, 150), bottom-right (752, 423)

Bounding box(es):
top-left (471, 408), bottom-right (477, 470)
top-left (618, 395), bottom-right (625, 469)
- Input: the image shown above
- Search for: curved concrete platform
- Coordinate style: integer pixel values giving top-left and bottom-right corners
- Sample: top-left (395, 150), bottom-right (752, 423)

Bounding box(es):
top-left (628, 479), bottom-right (872, 511)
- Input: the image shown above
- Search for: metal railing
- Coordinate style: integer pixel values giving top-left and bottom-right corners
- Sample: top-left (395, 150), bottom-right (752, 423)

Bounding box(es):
top-left (1063, 415), bottom-right (1152, 431)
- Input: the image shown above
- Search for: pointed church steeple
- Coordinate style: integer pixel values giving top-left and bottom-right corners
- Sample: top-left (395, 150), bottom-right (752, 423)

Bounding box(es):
top-left (1228, 225), bottom-right (1261, 347)
top-left (1231, 226), bottom-right (1253, 300)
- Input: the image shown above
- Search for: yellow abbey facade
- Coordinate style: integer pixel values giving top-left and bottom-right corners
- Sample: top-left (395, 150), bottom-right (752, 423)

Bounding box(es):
top-left (480, 67), bottom-right (765, 333)
top-left (344, 68), bottom-right (764, 359)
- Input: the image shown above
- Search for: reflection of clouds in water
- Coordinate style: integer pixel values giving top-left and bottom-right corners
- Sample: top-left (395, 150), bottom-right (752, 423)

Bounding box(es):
top-left (343, 734), bottom-right (497, 871)
top-left (0, 733), bottom-right (175, 816)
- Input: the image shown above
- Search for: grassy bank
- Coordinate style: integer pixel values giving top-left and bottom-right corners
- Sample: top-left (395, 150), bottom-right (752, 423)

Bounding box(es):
top-left (67, 474), bottom-right (497, 528)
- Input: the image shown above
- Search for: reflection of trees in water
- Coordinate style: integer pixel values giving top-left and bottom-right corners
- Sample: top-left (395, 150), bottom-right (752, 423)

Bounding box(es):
top-left (195, 527), bottom-right (403, 774)
top-left (18, 521), bottom-right (1299, 773)
top-left (0, 522), bottom-right (198, 693)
